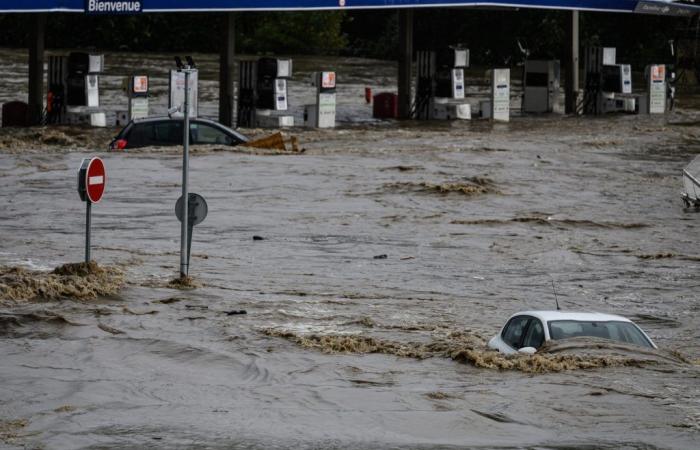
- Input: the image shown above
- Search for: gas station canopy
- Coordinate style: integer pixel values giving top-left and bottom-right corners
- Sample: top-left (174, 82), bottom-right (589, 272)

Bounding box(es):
top-left (0, 0), bottom-right (698, 15)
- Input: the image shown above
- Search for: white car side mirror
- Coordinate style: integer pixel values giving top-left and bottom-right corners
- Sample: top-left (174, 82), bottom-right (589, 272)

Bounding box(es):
top-left (518, 347), bottom-right (537, 355)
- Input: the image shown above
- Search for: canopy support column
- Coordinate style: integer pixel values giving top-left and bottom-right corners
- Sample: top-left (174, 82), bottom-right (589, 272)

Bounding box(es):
top-left (219, 12), bottom-right (236, 127)
top-left (398, 8), bottom-right (414, 120)
top-left (28, 13), bottom-right (46, 125)
top-left (565, 10), bottom-right (579, 115)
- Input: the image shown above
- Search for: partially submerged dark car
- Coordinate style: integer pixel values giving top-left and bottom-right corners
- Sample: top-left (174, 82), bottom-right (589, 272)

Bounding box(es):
top-left (109, 116), bottom-right (249, 150)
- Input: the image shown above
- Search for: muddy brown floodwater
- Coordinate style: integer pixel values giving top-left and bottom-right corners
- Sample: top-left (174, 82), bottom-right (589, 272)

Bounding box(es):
top-left (1, 49), bottom-right (700, 449)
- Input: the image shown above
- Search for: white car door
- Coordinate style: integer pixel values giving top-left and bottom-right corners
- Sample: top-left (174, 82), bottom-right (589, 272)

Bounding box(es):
top-left (492, 315), bottom-right (532, 354)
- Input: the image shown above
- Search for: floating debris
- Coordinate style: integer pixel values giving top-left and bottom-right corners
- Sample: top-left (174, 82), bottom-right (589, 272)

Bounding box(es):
top-left (0, 262), bottom-right (125, 302)
top-left (384, 177), bottom-right (498, 196)
top-left (0, 127), bottom-right (113, 153)
top-left (97, 323), bottom-right (125, 335)
top-left (425, 391), bottom-right (455, 400)
top-left (451, 216), bottom-right (648, 229)
top-left (153, 297), bottom-right (186, 304)
top-left (167, 276), bottom-right (201, 290)
top-left (243, 132), bottom-right (304, 153)
top-left (53, 405), bottom-right (76, 413)
top-left (0, 419), bottom-right (28, 445)
top-left (379, 165), bottom-right (421, 172)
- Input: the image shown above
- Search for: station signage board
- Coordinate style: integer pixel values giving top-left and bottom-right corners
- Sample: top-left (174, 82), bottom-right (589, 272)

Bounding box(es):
top-left (6, 0), bottom-right (700, 16)
top-left (634, 1), bottom-right (694, 17)
top-left (85, 0), bottom-right (143, 15)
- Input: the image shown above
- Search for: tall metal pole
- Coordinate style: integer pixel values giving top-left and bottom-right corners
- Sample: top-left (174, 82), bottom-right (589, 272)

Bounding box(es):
top-left (219, 12), bottom-right (236, 127)
top-left (28, 13), bottom-right (46, 125)
top-left (398, 8), bottom-right (414, 120)
top-left (180, 70), bottom-right (191, 278)
top-left (565, 10), bottom-right (580, 115)
top-left (85, 201), bottom-right (92, 264)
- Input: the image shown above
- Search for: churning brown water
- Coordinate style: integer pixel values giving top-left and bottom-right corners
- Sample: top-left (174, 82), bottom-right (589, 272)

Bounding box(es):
top-left (1, 48), bottom-right (699, 449)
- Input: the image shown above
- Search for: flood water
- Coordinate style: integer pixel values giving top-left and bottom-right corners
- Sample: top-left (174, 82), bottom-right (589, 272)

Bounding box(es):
top-left (1, 48), bottom-right (700, 449)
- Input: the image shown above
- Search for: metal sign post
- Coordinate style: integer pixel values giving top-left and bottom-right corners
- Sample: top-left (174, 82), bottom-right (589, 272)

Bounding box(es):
top-left (173, 57), bottom-right (198, 279)
top-left (180, 68), bottom-right (191, 278)
top-left (86, 201), bottom-right (92, 262)
top-left (77, 157), bottom-right (106, 264)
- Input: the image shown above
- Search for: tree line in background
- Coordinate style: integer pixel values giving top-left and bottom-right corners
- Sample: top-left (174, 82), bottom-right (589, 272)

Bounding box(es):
top-left (0, 9), bottom-right (684, 65)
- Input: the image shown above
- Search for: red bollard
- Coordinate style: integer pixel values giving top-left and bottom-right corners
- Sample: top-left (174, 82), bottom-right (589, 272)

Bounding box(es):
top-left (365, 87), bottom-right (372, 104)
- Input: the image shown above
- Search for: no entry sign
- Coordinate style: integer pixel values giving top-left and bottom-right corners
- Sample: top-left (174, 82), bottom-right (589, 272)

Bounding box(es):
top-left (78, 157), bottom-right (106, 203)
top-left (77, 157), bottom-right (106, 264)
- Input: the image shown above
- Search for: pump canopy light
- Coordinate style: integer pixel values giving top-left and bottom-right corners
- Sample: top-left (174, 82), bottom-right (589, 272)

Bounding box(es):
top-left (3, 0), bottom-right (700, 15)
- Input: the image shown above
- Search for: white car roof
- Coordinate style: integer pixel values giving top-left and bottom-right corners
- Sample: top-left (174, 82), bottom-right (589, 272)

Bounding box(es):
top-left (510, 310), bottom-right (634, 324)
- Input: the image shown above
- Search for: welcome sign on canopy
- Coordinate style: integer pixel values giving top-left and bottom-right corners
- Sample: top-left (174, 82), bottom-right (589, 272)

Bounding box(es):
top-left (85, 0), bottom-right (143, 14)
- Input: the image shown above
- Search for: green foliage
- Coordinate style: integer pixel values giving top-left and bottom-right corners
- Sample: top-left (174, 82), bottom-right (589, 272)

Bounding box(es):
top-left (0, 11), bottom-right (347, 55)
top-left (342, 10), bottom-right (398, 59)
top-left (238, 12), bottom-right (347, 54)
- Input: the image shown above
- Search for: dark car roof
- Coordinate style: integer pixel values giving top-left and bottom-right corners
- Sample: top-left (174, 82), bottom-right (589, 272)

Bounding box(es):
top-left (129, 116), bottom-right (249, 142)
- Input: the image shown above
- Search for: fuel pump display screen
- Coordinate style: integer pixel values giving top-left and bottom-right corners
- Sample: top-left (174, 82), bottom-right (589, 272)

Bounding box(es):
top-left (602, 65), bottom-right (623, 93)
top-left (321, 72), bottom-right (336, 89)
top-left (133, 76), bottom-right (148, 94)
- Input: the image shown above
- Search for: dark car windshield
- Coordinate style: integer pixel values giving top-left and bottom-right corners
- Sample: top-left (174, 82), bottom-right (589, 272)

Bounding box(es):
top-left (548, 320), bottom-right (653, 348)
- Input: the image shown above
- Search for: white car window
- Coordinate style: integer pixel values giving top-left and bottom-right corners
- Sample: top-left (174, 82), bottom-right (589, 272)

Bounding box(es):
top-left (548, 320), bottom-right (653, 348)
top-left (522, 319), bottom-right (544, 349)
top-left (502, 316), bottom-right (530, 349)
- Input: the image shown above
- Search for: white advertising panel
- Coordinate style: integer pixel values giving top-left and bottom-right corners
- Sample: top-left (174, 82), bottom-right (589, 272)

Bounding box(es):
top-left (491, 68), bottom-right (510, 122)
top-left (169, 70), bottom-right (199, 118)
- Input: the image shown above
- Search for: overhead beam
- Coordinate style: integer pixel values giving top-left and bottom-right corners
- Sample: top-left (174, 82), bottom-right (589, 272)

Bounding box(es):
top-left (28, 13), bottom-right (46, 125)
top-left (564, 10), bottom-right (579, 115)
top-left (219, 12), bottom-right (236, 127)
top-left (398, 8), bottom-right (414, 120)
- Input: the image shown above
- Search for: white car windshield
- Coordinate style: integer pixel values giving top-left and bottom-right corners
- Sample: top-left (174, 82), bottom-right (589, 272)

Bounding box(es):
top-left (548, 320), bottom-right (653, 348)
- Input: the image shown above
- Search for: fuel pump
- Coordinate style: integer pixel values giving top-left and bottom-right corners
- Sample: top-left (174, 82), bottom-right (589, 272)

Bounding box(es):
top-left (47, 55), bottom-right (67, 124)
top-left (305, 71), bottom-right (336, 128)
top-left (642, 64), bottom-right (667, 114)
top-left (66, 52), bottom-right (103, 107)
top-left (47, 52), bottom-right (105, 126)
top-left (483, 68), bottom-right (511, 122)
top-left (522, 60), bottom-right (560, 113)
top-left (415, 46), bottom-right (471, 120)
top-left (666, 40), bottom-right (677, 111)
top-left (237, 60), bottom-right (257, 127)
top-left (254, 57), bottom-right (294, 127)
top-left (128, 75), bottom-right (149, 121)
top-left (583, 47), bottom-right (635, 114)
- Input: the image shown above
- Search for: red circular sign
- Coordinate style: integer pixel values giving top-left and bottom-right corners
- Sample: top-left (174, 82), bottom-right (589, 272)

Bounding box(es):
top-left (85, 157), bottom-right (106, 203)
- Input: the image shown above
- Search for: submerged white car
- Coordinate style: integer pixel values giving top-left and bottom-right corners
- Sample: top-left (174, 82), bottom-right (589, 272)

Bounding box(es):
top-left (488, 311), bottom-right (657, 355)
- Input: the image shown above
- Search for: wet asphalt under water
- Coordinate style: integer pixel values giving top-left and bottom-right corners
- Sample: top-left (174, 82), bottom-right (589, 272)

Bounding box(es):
top-left (1, 49), bottom-right (700, 449)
